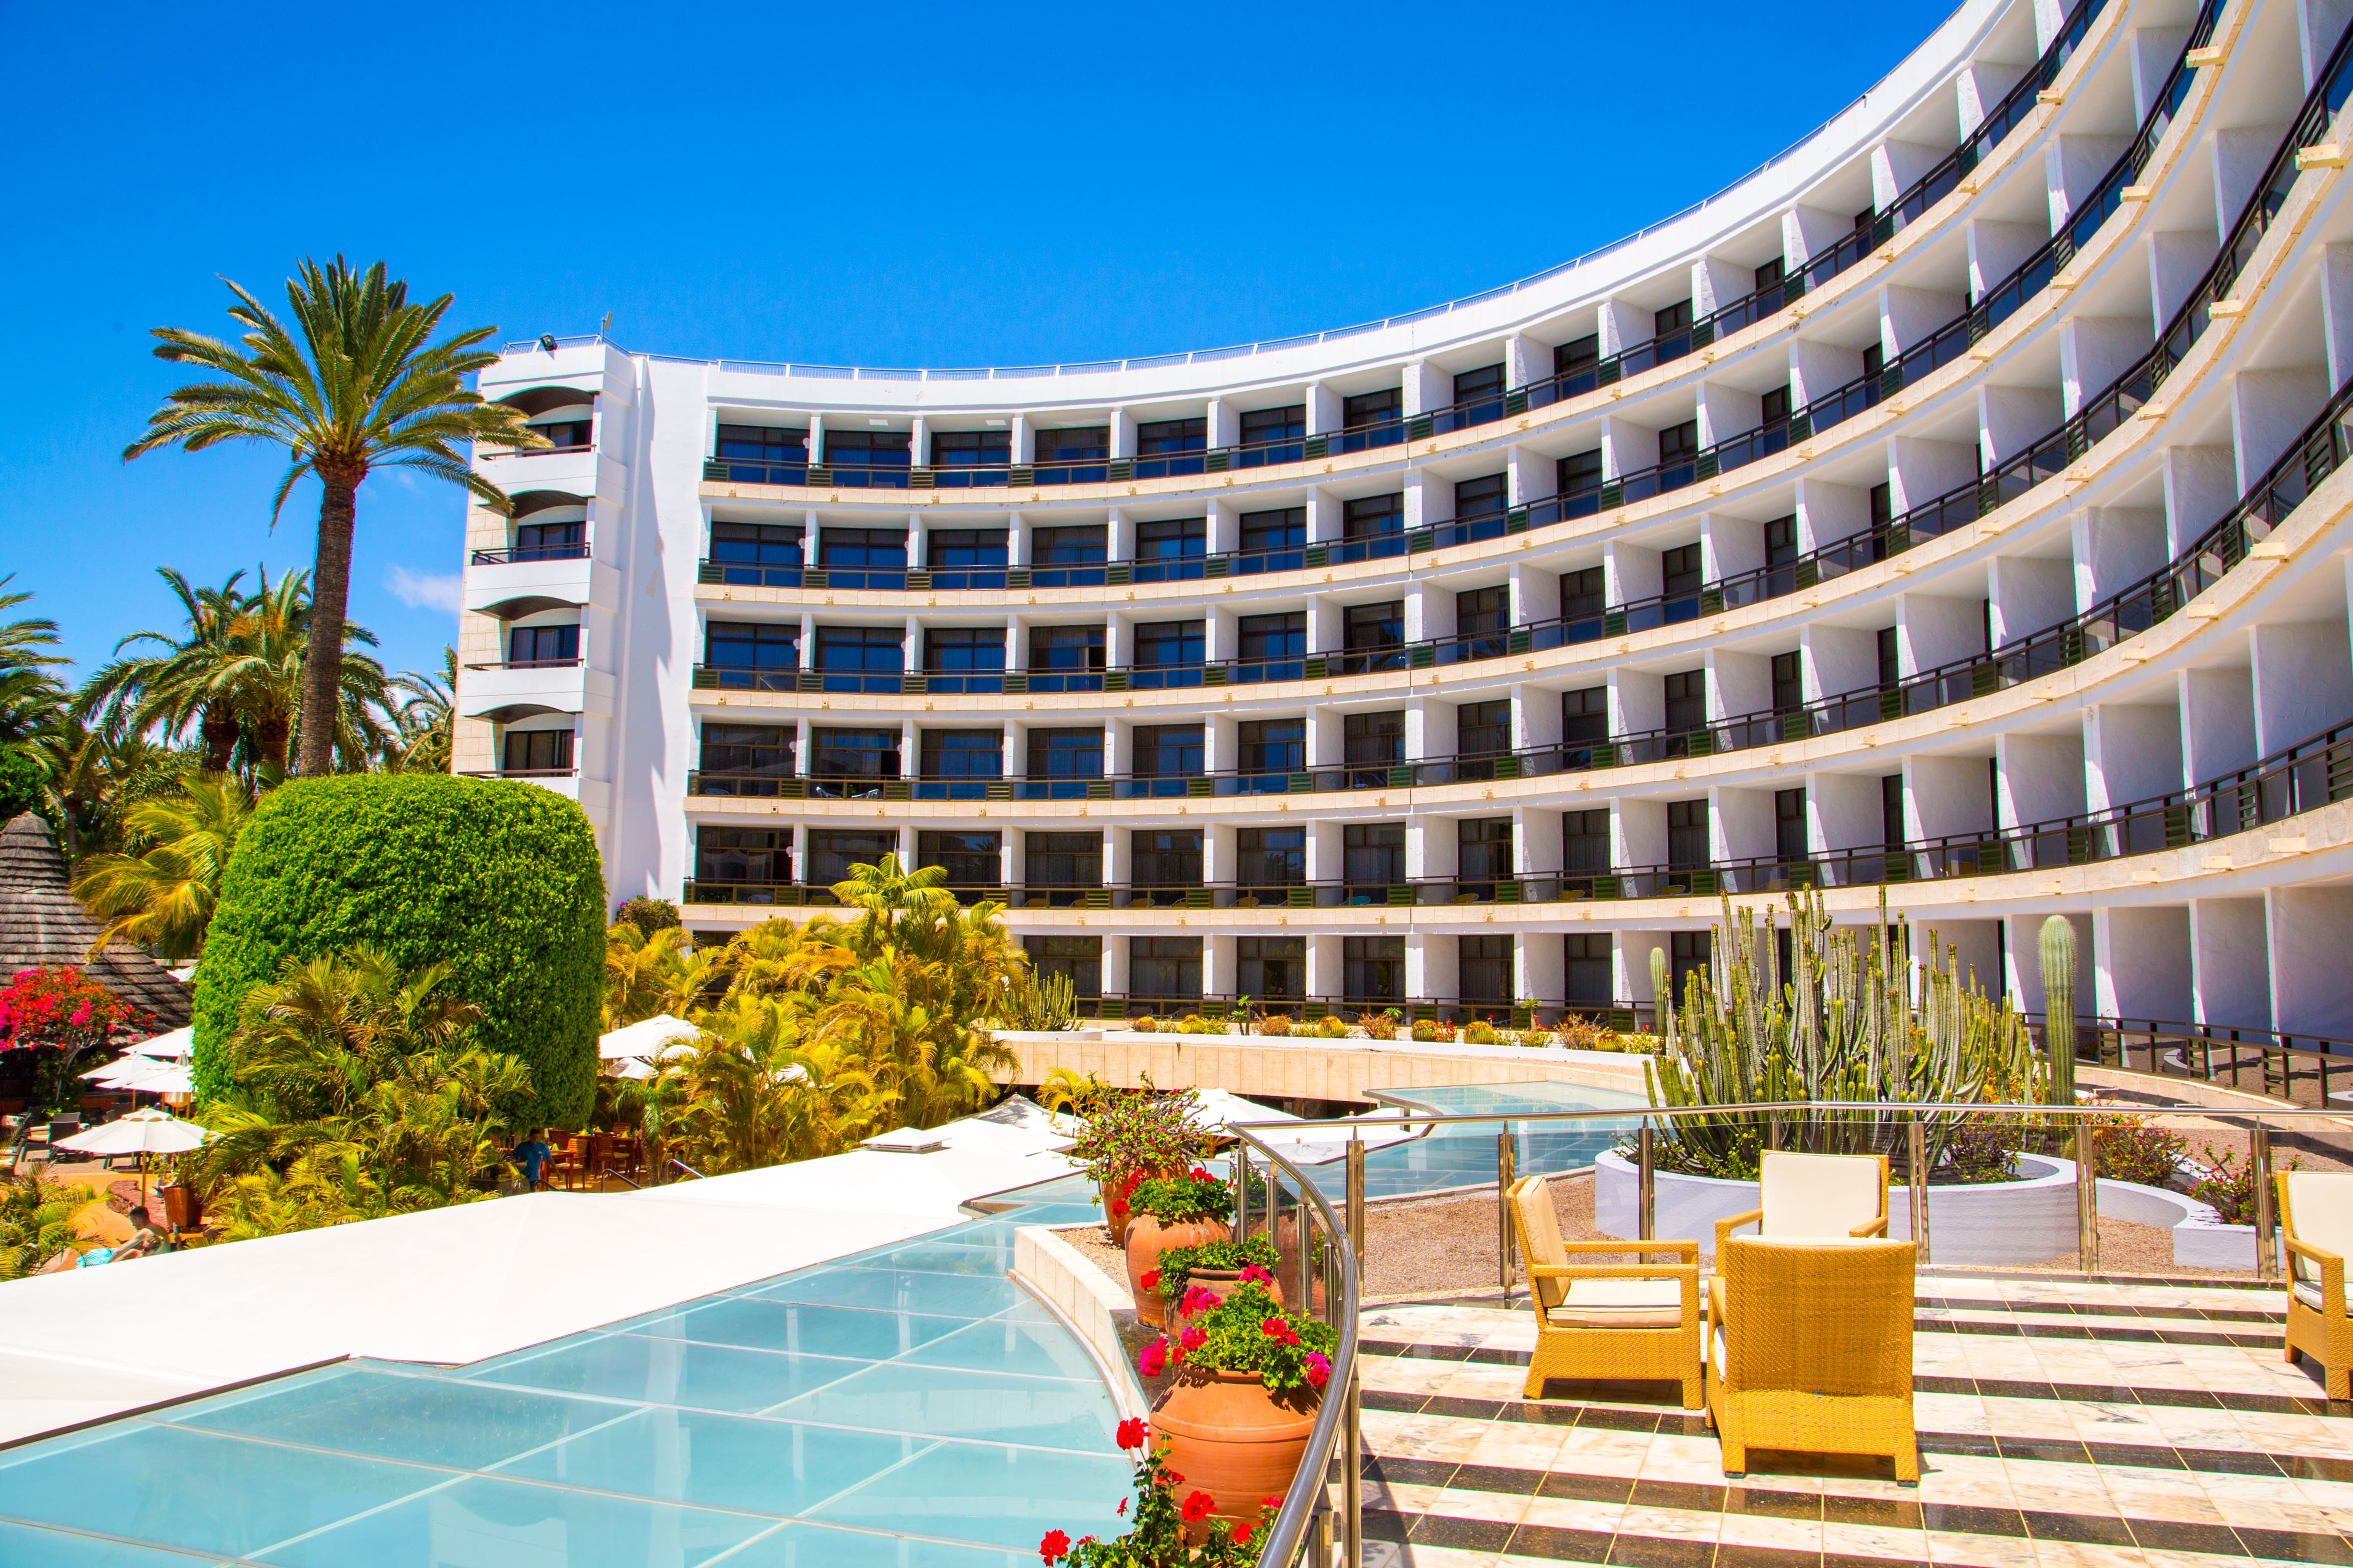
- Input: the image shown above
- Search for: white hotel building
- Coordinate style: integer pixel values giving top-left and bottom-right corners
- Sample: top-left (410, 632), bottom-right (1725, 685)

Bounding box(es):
top-left (455, 0), bottom-right (2353, 1042)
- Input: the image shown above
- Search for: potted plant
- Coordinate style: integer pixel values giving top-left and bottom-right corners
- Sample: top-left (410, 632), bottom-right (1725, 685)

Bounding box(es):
top-left (1142, 1283), bottom-right (1335, 1530)
top-left (1314, 1015), bottom-right (1348, 1039)
top-left (1039, 1417), bottom-right (1281, 1561)
top-left (1153, 1233), bottom-right (1284, 1322)
top-left (1068, 1080), bottom-right (1212, 1247)
top-left (1126, 1168), bottom-right (1232, 1326)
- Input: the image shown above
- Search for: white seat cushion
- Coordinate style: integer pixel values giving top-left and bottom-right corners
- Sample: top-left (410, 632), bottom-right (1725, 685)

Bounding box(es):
top-left (1760, 1151), bottom-right (1882, 1239)
top-left (2286, 1174), bottom-right (2353, 1287)
top-left (1550, 1277), bottom-right (1685, 1328)
top-left (2295, 1279), bottom-right (2329, 1313)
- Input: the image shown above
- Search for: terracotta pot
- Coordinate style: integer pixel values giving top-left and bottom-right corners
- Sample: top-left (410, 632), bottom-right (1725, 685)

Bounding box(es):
top-left (1125, 1212), bottom-right (1228, 1327)
top-left (1099, 1164), bottom-right (1182, 1248)
top-left (1270, 1219), bottom-right (1329, 1314)
top-left (1151, 1366), bottom-right (1320, 1534)
top-left (1176, 1266), bottom-right (1283, 1325)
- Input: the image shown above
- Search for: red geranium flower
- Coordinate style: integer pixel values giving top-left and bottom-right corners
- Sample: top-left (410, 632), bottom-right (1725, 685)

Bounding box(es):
top-left (1182, 1490), bottom-right (1217, 1522)
top-left (1232, 1519), bottom-right (1256, 1545)
top-left (1109, 1199), bottom-right (1128, 1220)
top-left (1039, 1529), bottom-right (1070, 1563)
top-left (1190, 1167), bottom-right (1212, 1181)
top-left (1115, 1417), bottom-right (1147, 1450)
top-left (1138, 1340), bottom-right (1168, 1377)
top-left (1260, 1318), bottom-right (1300, 1346)
top-left (1181, 1325), bottom-right (1207, 1351)
top-left (1140, 1269), bottom-right (1160, 1291)
top-left (1116, 1496), bottom-right (1127, 1515)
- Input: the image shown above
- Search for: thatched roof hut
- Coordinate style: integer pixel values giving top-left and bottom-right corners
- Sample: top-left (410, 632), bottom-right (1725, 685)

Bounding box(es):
top-left (0, 813), bottom-right (191, 1026)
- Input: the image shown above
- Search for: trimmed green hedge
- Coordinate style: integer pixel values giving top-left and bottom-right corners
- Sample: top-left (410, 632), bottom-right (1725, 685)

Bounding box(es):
top-left (193, 774), bottom-right (605, 1128)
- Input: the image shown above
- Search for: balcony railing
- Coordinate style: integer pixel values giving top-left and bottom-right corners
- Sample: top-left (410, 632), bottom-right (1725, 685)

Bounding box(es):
top-left (471, 544), bottom-right (590, 566)
top-left (459, 766), bottom-right (578, 780)
top-left (481, 440), bottom-right (593, 459)
top-left (463, 657), bottom-right (583, 672)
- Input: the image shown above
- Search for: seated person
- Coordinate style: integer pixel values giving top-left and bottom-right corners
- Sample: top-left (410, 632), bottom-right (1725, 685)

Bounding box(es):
top-left (113, 1206), bottom-right (166, 1261)
top-left (512, 1132), bottom-right (553, 1191)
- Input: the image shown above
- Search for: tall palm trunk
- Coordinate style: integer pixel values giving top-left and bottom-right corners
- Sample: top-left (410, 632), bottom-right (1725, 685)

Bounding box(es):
top-left (199, 705), bottom-right (241, 773)
top-left (300, 474), bottom-right (359, 777)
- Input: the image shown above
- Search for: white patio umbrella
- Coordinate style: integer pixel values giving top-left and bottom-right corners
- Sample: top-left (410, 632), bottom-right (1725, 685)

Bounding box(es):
top-left (134, 1026), bottom-right (195, 1061)
top-left (113, 1063), bottom-right (197, 1097)
top-left (80, 1049), bottom-right (164, 1082)
top-left (599, 1014), bottom-right (699, 1061)
top-left (600, 1057), bottom-right (657, 1081)
top-left (53, 1107), bottom-right (210, 1208)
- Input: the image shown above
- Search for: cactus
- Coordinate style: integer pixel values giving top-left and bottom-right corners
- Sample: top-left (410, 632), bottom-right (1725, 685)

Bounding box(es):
top-left (2039, 914), bottom-right (2078, 1104)
top-left (1644, 890), bottom-right (2042, 1179)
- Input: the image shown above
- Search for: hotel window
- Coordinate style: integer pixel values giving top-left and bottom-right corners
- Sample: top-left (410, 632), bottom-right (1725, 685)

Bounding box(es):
top-left (1132, 725), bottom-right (1203, 779)
top-left (1877, 627), bottom-right (1901, 689)
top-left (1764, 515), bottom-right (1798, 584)
top-left (715, 424), bottom-right (807, 477)
top-left (1131, 829), bottom-right (1203, 889)
top-left (710, 521), bottom-right (804, 571)
top-left (1653, 300), bottom-right (1694, 359)
top-left (1863, 340), bottom-right (1885, 382)
top-left (703, 621), bottom-right (799, 684)
top-left (1029, 625), bottom-right (1105, 674)
top-left (1753, 256), bottom-right (1786, 295)
top-left (1135, 515), bottom-right (1207, 566)
top-left (1454, 472), bottom-right (1509, 521)
top-left (1239, 718), bottom-right (1305, 776)
top-left (925, 627), bottom-right (1006, 675)
top-left (1564, 933), bottom-right (1612, 1004)
top-left (1024, 935), bottom-right (1101, 998)
top-left (808, 829), bottom-right (897, 887)
top-left (1129, 937), bottom-right (1202, 1002)
top-left (1460, 935), bottom-right (1512, 1009)
top-left (1035, 427), bottom-right (1109, 461)
top-left (1239, 612), bottom-right (1305, 671)
top-left (1344, 601), bottom-right (1404, 651)
top-left (1136, 418), bottom-right (1206, 458)
top-left (1344, 936), bottom-right (1405, 1004)
top-left (823, 429), bottom-right (911, 475)
top-left (1772, 652), bottom-right (1803, 715)
top-left (1342, 387), bottom-right (1401, 434)
top-left (931, 430), bottom-right (1010, 469)
top-left (1458, 818), bottom-right (1514, 890)
top-left (501, 728), bottom-right (572, 773)
top-left (1667, 800), bottom-right (1710, 870)
top-left (1025, 832), bottom-right (1101, 890)
top-left (1760, 384), bottom-right (1792, 427)
top-left (1240, 507), bottom-right (1305, 556)
top-left (1033, 525), bottom-right (1108, 566)
top-left (696, 826), bottom-right (788, 887)
top-left (1776, 789), bottom-right (1809, 864)
top-left (1344, 822), bottom-right (1406, 887)
top-left (1557, 449), bottom-right (1604, 498)
top-left (919, 729), bottom-right (1002, 782)
top-left (1239, 404), bottom-right (1305, 464)
top-left (509, 623), bottom-right (578, 664)
top-left (1237, 826), bottom-right (1305, 890)
top-left (1133, 620), bottom-right (1205, 670)
top-left (1343, 493), bottom-right (1404, 539)
top-left (1562, 687), bottom-right (1608, 746)
top-left (1458, 699), bottom-right (1510, 759)
top-left (1662, 542), bottom-right (1703, 620)
top-left (1238, 937), bottom-right (1305, 1003)
top-left (1561, 565), bottom-right (1606, 621)
top-left (1554, 335), bottom-right (1599, 384)
top-left (1658, 420), bottom-right (1700, 472)
top-left (1883, 775), bottom-right (1906, 847)
top-left (1664, 670), bottom-right (1706, 736)
top-left (514, 518), bottom-right (584, 561)
top-left (1452, 362), bottom-right (1505, 417)
top-left (1027, 727), bottom-right (1104, 781)
top-left (699, 723), bottom-right (793, 781)
top-left (926, 529), bottom-right (1007, 569)
top-left (814, 625), bottom-right (903, 674)
top-left (1563, 809), bottom-right (1610, 874)
top-left (1345, 711), bottom-right (1404, 774)
top-left (811, 729), bottom-right (900, 785)
top-left (1456, 585), bottom-right (1509, 647)
top-left (918, 829), bottom-right (1000, 888)
top-left (818, 528), bottom-right (906, 572)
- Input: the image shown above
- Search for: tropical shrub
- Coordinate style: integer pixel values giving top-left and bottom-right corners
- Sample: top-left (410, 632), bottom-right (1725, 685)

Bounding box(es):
top-left (2187, 1146), bottom-right (2290, 1225)
top-left (192, 774), bottom-right (605, 1128)
top-left (614, 896), bottom-right (680, 937)
top-left (2092, 1117), bottom-right (2188, 1187)
top-left (1131, 1169), bottom-right (1233, 1226)
top-left (0, 1175), bottom-right (95, 1279)
top-left (71, 775), bottom-right (255, 959)
top-left (0, 966), bottom-right (144, 1113)
top-left (1040, 1419), bottom-right (1280, 1566)
top-left (1257, 1015), bottom-right (1292, 1037)
top-left (1067, 1079), bottom-right (1212, 1194)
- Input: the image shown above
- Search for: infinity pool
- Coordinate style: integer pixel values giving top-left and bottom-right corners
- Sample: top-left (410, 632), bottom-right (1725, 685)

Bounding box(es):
top-left (1273, 1080), bottom-right (1649, 1201)
top-left (0, 1177), bottom-right (1125, 1566)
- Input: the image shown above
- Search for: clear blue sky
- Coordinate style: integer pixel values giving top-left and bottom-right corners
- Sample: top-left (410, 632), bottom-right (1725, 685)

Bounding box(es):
top-left (0, 0), bottom-right (1952, 689)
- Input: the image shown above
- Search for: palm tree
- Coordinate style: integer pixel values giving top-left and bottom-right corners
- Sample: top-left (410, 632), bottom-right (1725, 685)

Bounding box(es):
top-left (71, 776), bottom-right (255, 959)
top-left (74, 568), bottom-right (253, 771)
top-left (387, 647), bottom-right (457, 772)
top-left (125, 257), bottom-right (542, 777)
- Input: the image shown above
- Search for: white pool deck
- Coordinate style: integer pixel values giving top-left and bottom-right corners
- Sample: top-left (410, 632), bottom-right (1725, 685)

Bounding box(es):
top-left (0, 1128), bottom-right (1084, 1448)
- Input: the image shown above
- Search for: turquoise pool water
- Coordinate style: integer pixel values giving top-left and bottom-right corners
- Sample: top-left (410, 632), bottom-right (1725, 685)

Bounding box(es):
top-left (0, 1177), bottom-right (1127, 1566)
top-left (1272, 1080), bottom-right (1649, 1201)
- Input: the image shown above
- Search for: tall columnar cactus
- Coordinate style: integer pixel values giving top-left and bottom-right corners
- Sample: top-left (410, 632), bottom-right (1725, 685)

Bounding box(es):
top-left (1645, 891), bottom-right (2041, 1178)
top-left (2039, 914), bottom-right (2079, 1104)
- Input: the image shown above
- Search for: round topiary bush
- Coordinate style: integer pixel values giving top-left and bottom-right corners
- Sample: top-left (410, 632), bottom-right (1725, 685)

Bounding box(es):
top-left (193, 774), bottom-right (606, 1128)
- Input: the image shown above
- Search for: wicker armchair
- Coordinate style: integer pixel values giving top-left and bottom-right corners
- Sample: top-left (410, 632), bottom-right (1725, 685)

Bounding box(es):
top-left (1706, 1235), bottom-right (1917, 1482)
top-left (2280, 1173), bottom-right (2353, 1399)
top-left (1506, 1173), bottom-right (1703, 1409)
top-left (1713, 1151), bottom-right (1890, 1256)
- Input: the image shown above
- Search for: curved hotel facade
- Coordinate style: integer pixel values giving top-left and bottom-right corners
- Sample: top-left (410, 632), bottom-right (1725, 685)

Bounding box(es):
top-left (455, 0), bottom-right (2353, 1040)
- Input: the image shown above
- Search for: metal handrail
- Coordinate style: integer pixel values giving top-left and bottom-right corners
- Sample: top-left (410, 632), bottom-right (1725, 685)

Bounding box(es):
top-left (471, 544), bottom-right (590, 566)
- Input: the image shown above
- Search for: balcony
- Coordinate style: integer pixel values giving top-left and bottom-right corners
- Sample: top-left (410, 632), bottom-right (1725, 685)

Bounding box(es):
top-left (459, 657), bottom-right (609, 722)
top-left (465, 543), bottom-right (610, 621)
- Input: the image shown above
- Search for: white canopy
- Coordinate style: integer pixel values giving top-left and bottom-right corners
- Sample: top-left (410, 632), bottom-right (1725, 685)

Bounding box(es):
top-left (598, 1014), bottom-right (699, 1062)
top-left (599, 1057), bottom-right (657, 1081)
top-left (53, 1108), bottom-right (209, 1156)
top-left (134, 1026), bottom-right (194, 1061)
top-left (79, 1050), bottom-right (164, 1083)
top-left (112, 1063), bottom-right (196, 1096)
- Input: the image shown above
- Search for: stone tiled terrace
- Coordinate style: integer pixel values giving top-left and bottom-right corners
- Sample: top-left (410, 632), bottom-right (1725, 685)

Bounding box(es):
top-left (1347, 1276), bottom-right (2349, 1568)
